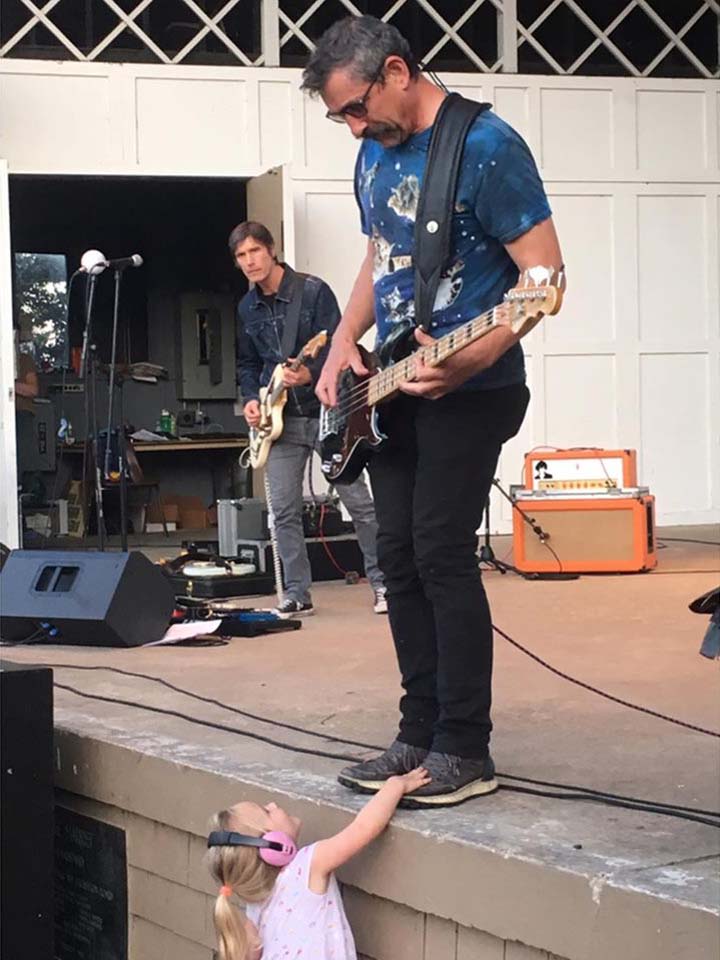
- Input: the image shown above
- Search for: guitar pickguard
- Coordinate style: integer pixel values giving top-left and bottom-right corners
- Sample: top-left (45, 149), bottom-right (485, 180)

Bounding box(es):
top-left (319, 347), bottom-right (386, 485)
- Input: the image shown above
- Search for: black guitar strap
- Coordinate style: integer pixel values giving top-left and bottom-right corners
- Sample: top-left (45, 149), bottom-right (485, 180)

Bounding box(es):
top-left (414, 94), bottom-right (492, 333)
top-left (280, 271), bottom-right (309, 360)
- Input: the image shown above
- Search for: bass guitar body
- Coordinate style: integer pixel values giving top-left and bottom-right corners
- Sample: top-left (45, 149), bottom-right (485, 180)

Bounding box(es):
top-left (319, 268), bottom-right (564, 485)
top-left (319, 330), bottom-right (413, 485)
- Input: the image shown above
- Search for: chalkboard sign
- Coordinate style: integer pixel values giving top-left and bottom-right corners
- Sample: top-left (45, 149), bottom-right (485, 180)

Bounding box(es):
top-left (54, 807), bottom-right (128, 960)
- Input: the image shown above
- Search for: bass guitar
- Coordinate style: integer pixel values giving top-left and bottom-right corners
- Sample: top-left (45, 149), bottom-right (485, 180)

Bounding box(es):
top-left (319, 268), bottom-right (563, 485)
top-left (248, 331), bottom-right (328, 470)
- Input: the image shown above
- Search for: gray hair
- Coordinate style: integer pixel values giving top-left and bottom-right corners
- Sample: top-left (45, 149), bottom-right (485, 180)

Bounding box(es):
top-left (301, 15), bottom-right (419, 96)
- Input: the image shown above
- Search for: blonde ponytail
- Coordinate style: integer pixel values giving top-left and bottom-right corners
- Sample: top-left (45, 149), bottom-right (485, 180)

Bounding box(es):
top-left (213, 892), bottom-right (250, 960)
top-left (206, 807), bottom-right (280, 960)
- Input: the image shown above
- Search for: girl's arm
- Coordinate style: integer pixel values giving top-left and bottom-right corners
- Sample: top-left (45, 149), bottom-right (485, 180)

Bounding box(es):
top-left (309, 768), bottom-right (429, 893)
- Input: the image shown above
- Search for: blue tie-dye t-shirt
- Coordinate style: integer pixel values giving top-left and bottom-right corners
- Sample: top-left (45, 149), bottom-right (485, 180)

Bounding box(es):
top-left (354, 107), bottom-right (551, 389)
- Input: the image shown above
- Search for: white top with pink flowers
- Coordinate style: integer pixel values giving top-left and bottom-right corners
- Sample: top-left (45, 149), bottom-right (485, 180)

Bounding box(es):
top-left (245, 843), bottom-right (357, 960)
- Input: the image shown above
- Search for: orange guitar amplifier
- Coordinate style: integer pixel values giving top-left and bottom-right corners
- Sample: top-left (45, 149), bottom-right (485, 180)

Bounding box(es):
top-left (524, 448), bottom-right (637, 493)
top-left (512, 490), bottom-right (657, 574)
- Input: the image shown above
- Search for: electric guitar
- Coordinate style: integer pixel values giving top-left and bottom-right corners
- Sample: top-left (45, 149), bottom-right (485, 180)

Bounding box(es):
top-left (248, 331), bottom-right (328, 470)
top-left (319, 268), bottom-right (563, 485)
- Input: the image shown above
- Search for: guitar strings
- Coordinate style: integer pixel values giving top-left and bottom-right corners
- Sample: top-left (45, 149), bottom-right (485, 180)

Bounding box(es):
top-left (330, 317), bottom-right (493, 415)
top-left (329, 313), bottom-right (499, 421)
top-left (326, 282), bottom-right (554, 419)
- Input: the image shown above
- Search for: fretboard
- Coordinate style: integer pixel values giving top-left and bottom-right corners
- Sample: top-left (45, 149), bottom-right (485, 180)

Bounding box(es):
top-left (367, 307), bottom-right (498, 406)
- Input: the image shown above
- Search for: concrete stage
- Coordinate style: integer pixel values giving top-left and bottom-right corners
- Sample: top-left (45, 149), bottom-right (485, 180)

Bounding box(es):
top-left (4, 527), bottom-right (719, 960)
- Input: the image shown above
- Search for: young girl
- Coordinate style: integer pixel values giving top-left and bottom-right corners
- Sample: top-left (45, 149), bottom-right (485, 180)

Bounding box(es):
top-left (206, 766), bottom-right (429, 960)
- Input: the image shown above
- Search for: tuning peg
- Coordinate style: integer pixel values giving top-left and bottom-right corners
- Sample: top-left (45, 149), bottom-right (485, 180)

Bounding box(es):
top-left (528, 265), bottom-right (554, 286)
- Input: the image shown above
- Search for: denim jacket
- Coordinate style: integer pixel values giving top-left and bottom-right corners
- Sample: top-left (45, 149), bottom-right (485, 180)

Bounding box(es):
top-left (236, 264), bottom-right (340, 418)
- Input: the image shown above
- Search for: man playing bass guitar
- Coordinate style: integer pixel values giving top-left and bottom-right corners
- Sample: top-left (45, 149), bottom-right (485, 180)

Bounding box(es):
top-left (233, 221), bottom-right (387, 618)
top-left (303, 17), bottom-right (565, 807)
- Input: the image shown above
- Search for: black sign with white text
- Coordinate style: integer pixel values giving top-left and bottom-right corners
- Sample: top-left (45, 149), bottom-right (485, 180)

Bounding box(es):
top-left (54, 807), bottom-right (128, 960)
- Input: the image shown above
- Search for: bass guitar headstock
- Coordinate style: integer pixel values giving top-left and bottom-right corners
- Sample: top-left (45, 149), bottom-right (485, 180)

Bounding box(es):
top-left (504, 266), bottom-right (564, 338)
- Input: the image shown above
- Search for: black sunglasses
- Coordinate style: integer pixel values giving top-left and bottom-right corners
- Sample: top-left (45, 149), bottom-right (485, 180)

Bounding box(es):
top-left (326, 65), bottom-right (385, 124)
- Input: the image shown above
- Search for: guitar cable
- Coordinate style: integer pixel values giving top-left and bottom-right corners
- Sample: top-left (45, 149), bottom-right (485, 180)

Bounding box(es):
top-left (46, 675), bottom-right (720, 828)
top-left (17, 640), bottom-right (720, 829)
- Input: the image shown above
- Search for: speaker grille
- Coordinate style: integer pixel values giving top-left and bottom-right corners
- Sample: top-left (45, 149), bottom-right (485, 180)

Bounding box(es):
top-left (35, 565), bottom-right (79, 593)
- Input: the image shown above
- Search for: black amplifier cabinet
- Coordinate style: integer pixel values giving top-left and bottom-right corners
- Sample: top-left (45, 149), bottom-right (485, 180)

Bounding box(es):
top-left (0, 550), bottom-right (174, 646)
top-left (233, 536), bottom-right (365, 582)
top-left (1, 661), bottom-right (54, 960)
top-left (307, 536), bottom-right (364, 581)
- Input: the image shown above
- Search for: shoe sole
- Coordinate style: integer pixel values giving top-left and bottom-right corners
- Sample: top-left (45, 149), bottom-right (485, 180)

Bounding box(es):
top-left (337, 773), bottom-right (387, 794)
top-left (398, 777), bottom-right (499, 809)
top-left (275, 608), bottom-right (315, 620)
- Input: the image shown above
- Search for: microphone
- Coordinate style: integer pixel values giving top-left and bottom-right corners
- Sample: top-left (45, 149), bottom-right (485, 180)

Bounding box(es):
top-left (106, 254), bottom-right (143, 270)
top-left (79, 251), bottom-right (144, 275)
top-left (80, 249), bottom-right (107, 276)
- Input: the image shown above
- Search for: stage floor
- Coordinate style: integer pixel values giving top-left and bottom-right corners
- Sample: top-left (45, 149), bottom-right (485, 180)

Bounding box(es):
top-left (4, 525), bottom-right (719, 959)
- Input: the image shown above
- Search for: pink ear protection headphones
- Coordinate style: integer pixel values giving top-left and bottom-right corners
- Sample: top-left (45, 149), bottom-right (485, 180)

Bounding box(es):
top-left (207, 829), bottom-right (297, 868)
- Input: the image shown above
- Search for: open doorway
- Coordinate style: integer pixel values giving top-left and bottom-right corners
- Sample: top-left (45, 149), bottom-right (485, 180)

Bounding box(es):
top-left (6, 173), bottom-right (283, 550)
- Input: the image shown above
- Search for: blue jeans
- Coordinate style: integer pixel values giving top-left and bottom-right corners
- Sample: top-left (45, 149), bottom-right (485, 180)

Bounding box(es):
top-left (266, 417), bottom-right (383, 604)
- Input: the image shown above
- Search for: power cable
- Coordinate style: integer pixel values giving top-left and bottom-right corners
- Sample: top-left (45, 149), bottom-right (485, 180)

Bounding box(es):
top-left (51, 681), bottom-right (720, 828)
top-left (493, 624), bottom-right (720, 739)
top-left (36, 663), bottom-right (720, 816)
top-left (54, 681), bottom-right (358, 764)
top-left (658, 537), bottom-right (719, 548)
top-left (45, 662), bottom-right (377, 749)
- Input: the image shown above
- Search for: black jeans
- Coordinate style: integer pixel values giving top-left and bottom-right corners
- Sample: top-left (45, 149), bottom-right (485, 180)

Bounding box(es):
top-left (369, 383), bottom-right (530, 759)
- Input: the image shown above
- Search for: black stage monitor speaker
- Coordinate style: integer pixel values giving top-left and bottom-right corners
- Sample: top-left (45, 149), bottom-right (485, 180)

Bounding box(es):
top-left (1, 661), bottom-right (54, 960)
top-left (0, 550), bottom-right (175, 646)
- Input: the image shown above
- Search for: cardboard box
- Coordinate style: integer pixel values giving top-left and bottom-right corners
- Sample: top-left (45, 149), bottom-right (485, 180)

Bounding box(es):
top-left (163, 495), bottom-right (209, 529)
top-left (179, 509), bottom-right (209, 529)
top-left (149, 495), bottom-right (215, 529)
top-left (146, 502), bottom-right (179, 524)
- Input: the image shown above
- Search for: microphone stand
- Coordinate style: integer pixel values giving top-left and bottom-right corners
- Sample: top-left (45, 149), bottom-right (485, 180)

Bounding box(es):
top-left (80, 273), bottom-right (106, 550)
top-left (478, 484), bottom-right (521, 575)
top-left (104, 266), bottom-right (129, 552)
top-left (485, 478), bottom-right (579, 582)
top-left (79, 273), bottom-right (97, 381)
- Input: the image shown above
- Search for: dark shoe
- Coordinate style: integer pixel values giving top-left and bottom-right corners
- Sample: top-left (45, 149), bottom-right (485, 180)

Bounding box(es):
top-left (273, 599), bottom-right (314, 619)
top-left (399, 751), bottom-right (498, 808)
top-left (338, 740), bottom-right (429, 794)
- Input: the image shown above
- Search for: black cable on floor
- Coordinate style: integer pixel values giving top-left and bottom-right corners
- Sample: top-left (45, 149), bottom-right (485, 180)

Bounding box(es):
top-left (32, 660), bottom-right (720, 818)
top-left (499, 785), bottom-right (718, 828)
top-left (53, 681), bottom-right (359, 764)
top-left (493, 624), bottom-right (720, 739)
top-left (47, 662), bottom-right (378, 750)
top-left (499, 772), bottom-right (720, 818)
top-left (52, 682), bottom-right (720, 828)
top-left (658, 537), bottom-right (720, 548)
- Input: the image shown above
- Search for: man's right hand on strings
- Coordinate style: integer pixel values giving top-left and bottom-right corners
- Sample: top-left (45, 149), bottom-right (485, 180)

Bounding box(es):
top-left (315, 336), bottom-right (368, 408)
top-left (243, 399), bottom-right (261, 428)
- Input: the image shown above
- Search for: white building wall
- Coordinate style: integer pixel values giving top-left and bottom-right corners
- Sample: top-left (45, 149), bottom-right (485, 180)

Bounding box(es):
top-left (0, 61), bottom-right (718, 535)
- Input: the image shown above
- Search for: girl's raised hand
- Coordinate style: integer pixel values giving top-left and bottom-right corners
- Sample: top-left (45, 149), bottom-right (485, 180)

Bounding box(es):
top-left (389, 766), bottom-right (431, 794)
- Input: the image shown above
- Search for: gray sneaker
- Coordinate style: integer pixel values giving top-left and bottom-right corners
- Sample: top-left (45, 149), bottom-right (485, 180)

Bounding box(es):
top-left (399, 751), bottom-right (498, 808)
top-left (338, 740), bottom-right (429, 793)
